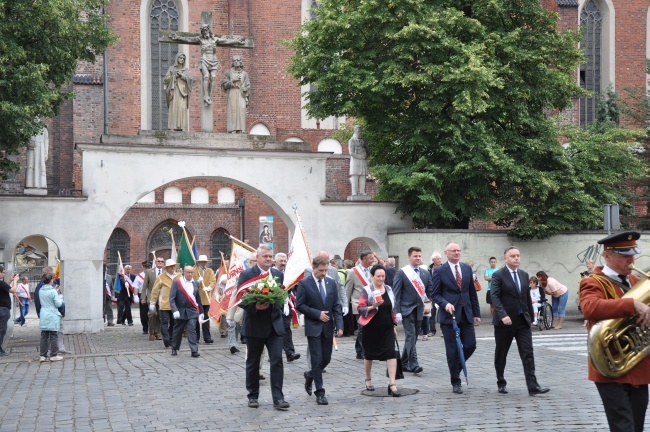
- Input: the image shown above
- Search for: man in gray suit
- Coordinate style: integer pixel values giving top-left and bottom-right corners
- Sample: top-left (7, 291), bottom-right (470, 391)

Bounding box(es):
top-left (297, 256), bottom-right (344, 406)
top-left (102, 265), bottom-right (114, 326)
top-left (392, 246), bottom-right (434, 374)
top-left (169, 265), bottom-right (202, 357)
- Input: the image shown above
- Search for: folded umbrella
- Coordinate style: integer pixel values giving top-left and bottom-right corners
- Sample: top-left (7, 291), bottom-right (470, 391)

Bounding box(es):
top-left (452, 314), bottom-right (468, 385)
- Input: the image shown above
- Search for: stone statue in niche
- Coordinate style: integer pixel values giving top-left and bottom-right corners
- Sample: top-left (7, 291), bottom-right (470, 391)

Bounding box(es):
top-left (348, 125), bottom-right (369, 196)
top-left (25, 123), bottom-right (48, 195)
top-left (221, 55), bottom-right (250, 133)
top-left (163, 53), bottom-right (194, 131)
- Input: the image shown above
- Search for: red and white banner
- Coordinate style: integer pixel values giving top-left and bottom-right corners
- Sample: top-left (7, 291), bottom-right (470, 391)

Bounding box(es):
top-left (209, 239), bottom-right (255, 323)
top-left (283, 227), bottom-right (312, 290)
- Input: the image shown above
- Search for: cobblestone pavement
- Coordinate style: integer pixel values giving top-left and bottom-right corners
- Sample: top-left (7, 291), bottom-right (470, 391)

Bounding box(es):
top-left (0, 311), bottom-right (646, 431)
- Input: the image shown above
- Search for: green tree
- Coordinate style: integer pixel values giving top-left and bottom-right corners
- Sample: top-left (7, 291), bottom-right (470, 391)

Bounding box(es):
top-left (0, 0), bottom-right (116, 177)
top-left (287, 0), bottom-right (645, 238)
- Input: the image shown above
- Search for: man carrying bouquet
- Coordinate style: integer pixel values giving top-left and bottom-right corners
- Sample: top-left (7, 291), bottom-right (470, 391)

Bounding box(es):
top-left (239, 245), bottom-right (289, 411)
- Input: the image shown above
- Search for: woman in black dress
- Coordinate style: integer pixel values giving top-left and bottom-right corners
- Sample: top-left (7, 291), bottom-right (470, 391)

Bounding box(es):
top-left (358, 265), bottom-right (400, 396)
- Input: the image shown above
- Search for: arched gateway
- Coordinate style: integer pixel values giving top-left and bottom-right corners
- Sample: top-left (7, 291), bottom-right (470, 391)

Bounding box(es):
top-left (0, 132), bottom-right (411, 333)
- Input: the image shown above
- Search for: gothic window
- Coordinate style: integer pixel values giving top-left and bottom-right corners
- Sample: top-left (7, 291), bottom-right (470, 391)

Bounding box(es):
top-left (151, 0), bottom-right (179, 130)
top-left (107, 229), bottom-right (130, 269)
top-left (210, 229), bottom-right (231, 269)
top-left (309, 0), bottom-right (319, 20)
top-left (580, 0), bottom-right (602, 127)
top-left (149, 221), bottom-right (184, 258)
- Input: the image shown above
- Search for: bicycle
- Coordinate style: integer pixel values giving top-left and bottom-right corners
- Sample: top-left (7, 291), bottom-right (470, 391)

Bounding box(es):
top-left (536, 298), bottom-right (553, 330)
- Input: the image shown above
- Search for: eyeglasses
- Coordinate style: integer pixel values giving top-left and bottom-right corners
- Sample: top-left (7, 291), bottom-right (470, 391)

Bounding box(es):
top-left (445, 249), bottom-right (461, 253)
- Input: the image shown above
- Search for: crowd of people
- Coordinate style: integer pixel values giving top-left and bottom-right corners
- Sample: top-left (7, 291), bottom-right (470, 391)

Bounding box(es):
top-left (1, 231), bottom-right (647, 431)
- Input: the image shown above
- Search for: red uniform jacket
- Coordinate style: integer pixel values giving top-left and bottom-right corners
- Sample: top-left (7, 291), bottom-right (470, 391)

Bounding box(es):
top-left (579, 267), bottom-right (650, 385)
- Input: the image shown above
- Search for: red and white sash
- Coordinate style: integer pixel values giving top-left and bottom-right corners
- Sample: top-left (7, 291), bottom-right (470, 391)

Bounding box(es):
top-left (227, 271), bottom-right (269, 310)
top-left (402, 265), bottom-right (429, 303)
top-left (176, 277), bottom-right (208, 323)
top-left (352, 266), bottom-right (370, 286)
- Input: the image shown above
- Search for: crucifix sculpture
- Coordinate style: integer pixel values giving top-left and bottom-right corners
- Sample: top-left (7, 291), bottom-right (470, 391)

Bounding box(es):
top-left (159, 11), bottom-right (254, 132)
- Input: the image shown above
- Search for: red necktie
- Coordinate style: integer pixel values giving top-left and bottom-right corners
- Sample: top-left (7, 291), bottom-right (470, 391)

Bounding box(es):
top-left (455, 265), bottom-right (462, 290)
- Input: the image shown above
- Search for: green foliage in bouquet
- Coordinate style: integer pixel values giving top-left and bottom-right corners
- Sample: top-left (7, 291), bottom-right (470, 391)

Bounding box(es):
top-left (240, 275), bottom-right (287, 307)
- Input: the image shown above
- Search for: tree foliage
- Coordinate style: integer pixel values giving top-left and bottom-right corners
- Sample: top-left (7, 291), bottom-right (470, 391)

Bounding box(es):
top-left (288, 0), bottom-right (644, 238)
top-left (0, 0), bottom-right (117, 177)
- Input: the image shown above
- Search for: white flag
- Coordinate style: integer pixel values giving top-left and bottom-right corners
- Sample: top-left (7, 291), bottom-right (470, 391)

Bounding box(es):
top-left (284, 227), bottom-right (312, 289)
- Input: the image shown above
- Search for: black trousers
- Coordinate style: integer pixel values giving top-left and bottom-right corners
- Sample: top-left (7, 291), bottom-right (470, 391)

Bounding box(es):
top-left (159, 310), bottom-right (175, 345)
top-left (282, 314), bottom-right (296, 357)
top-left (343, 302), bottom-right (355, 336)
top-left (245, 329), bottom-right (284, 401)
top-left (494, 314), bottom-right (538, 389)
top-left (118, 299), bottom-right (132, 325)
top-left (116, 298), bottom-right (125, 323)
top-left (139, 301), bottom-right (149, 333)
top-left (595, 382), bottom-right (648, 432)
top-left (306, 333), bottom-right (334, 396)
top-left (440, 320), bottom-right (476, 385)
top-left (354, 315), bottom-right (364, 356)
top-left (195, 305), bottom-right (212, 342)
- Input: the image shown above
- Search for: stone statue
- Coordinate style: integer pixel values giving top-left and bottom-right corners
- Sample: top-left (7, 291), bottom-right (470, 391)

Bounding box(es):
top-left (170, 25), bottom-right (245, 106)
top-left (25, 124), bottom-right (48, 193)
top-left (221, 56), bottom-right (250, 134)
top-left (163, 53), bottom-right (194, 131)
top-left (348, 125), bottom-right (369, 196)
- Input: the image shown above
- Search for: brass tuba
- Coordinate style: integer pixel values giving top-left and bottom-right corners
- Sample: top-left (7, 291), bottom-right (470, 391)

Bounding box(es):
top-left (587, 265), bottom-right (650, 378)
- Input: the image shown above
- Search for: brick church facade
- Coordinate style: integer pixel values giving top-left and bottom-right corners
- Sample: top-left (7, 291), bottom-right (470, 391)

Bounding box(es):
top-left (2, 0), bottom-right (649, 269)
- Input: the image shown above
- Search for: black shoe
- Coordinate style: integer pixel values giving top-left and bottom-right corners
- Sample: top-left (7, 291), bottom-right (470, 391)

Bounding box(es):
top-left (498, 385), bottom-right (508, 394)
top-left (259, 374), bottom-right (265, 380)
top-left (356, 354), bottom-right (364, 360)
top-left (273, 399), bottom-right (290, 410)
top-left (163, 341), bottom-right (170, 348)
top-left (220, 334), bottom-right (226, 338)
top-left (316, 395), bottom-right (328, 405)
top-left (204, 339), bottom-right (214, 344)
top-left (412, 366), bottom-right (423, 374)
top-left (230, 346), bottom-right (240, 354)
top-left (287, 353), bottom-right (301, 362)
top-left (128, 323), bottom-right (133, 326)
top-left (304, 371), bottom-right (313, 396)
top-left (388, 384), bottom-right (401, 397)
top-left (528, 386), bottom-right (550, 395)
top-left (248, 399), bottom-right (259, 408)
top-left (452, 384), bottom-right (463, 394)
top-left (191, 352), bottom-right (200, 358)
top-left (403, 367), bottom-right (414, 373)
top-left (171, 349), bottom-right (177, 356)
top-left (365, 379), bottom-right (375, 391)
top-left (0, 352), bottom-right (8, 357)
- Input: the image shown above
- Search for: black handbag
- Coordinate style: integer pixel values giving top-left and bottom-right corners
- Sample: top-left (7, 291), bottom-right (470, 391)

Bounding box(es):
top-left (387, 339), bottom-right (404, 380)
top-left (58, 302), bottom-right (65, 318)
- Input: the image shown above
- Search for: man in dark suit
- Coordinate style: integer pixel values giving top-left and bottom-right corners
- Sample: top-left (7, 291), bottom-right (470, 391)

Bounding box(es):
top-left (393, 246), bottom-right (434, 374)
top-left (491, 246), bottom-right (549, 396)
top-left (297, 256), bottom-right (344, 406)
top-left (169, 265), bottom-right (201, 358)
top-left (239, 245), bottom-right (289, 411)
top-left (431, 242), bottom-right (481, 394)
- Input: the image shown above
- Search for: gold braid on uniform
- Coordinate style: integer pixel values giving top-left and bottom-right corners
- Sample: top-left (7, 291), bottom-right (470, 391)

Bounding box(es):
top-left (586, 274), bottom-right (620, 300)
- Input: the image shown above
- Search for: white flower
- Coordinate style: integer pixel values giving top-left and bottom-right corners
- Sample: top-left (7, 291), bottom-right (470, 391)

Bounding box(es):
top-left (257, 282), bottom-right (265, 289)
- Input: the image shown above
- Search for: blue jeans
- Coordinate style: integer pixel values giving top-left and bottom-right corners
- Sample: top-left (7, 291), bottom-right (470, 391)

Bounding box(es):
top-left (552, 291), bottom-right (569, 318)
top-left (16, 298), bottom-right (29, 325)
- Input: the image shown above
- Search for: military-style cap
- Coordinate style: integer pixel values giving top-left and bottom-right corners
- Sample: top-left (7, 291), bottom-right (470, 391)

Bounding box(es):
top-left (124, 264), bottom-right (132, 269)
top-left (597, 231), bottom-right (641, 256)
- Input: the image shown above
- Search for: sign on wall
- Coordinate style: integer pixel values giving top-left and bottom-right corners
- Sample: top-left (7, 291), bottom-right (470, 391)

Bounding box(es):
top-left (259, 216), bottom-right (274, 252)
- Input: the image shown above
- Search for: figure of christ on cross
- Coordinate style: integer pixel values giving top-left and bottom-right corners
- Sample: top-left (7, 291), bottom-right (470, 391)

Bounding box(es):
top-left (170, 26), bottom-right (245, 106)
top-left (159, 12), bottom-right (254, 132)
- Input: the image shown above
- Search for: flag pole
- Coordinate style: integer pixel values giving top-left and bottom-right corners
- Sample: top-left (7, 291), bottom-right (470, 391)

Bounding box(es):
top-left (292, 203), bottom-right (312, 262)
top-left (229, 235), bottom-right (256, 252)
